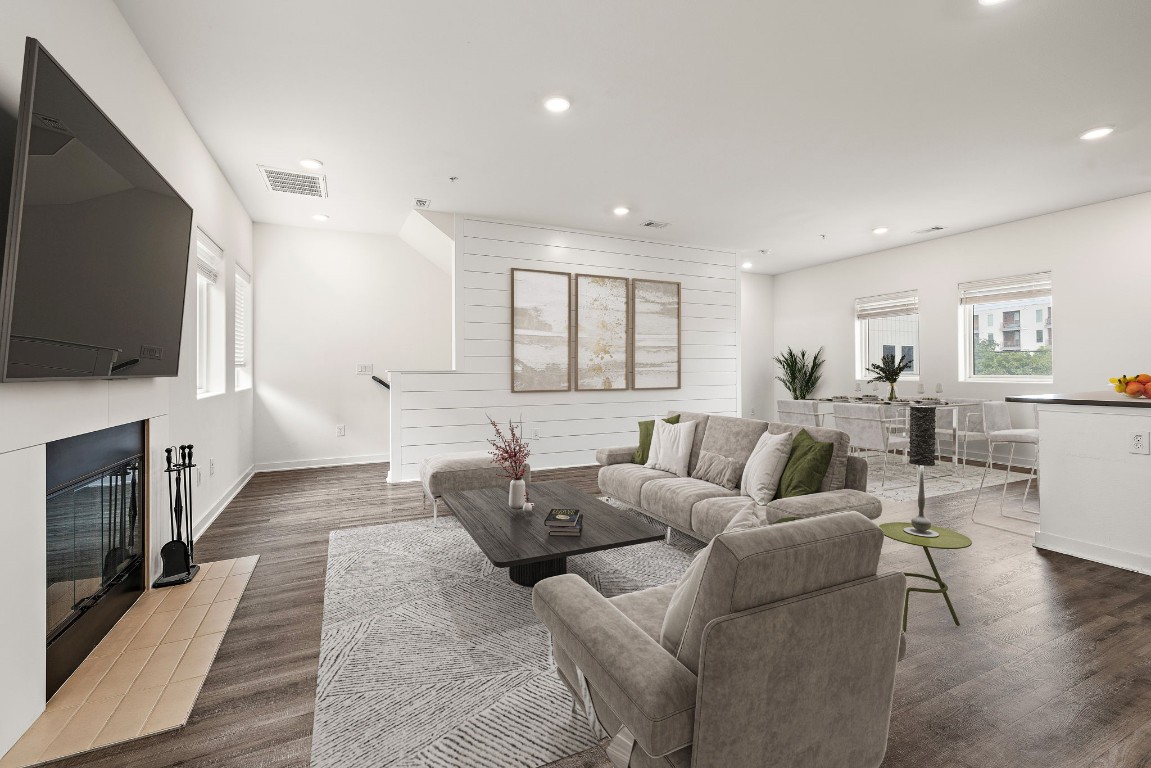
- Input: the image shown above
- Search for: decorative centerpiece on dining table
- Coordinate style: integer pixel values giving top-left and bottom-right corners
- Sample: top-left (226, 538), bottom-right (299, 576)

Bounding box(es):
top-left (866, 352), bottom-right (914, 401)
top-left (487, 417), bottom-right (531, 509)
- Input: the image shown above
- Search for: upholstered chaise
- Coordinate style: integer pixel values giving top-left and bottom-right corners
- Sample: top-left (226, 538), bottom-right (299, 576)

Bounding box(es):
top-left (533, 511), bottom-right (906, 768)
top-left (597, 412), bottom-right (881, 540)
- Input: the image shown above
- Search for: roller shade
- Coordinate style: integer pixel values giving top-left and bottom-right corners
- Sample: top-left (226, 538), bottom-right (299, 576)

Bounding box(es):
top-left (235, 266), bottom-right (251, 367)
top-left (854, 290), bottom-right (919, 320)
top-left (959, 272), bottom-right (1051, 305)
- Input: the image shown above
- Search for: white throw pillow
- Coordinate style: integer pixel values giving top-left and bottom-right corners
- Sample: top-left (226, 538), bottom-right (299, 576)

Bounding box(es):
top-left (741, 431), bottom-right (794, 505)
top-left (645, 419), bottom-right (697, 477)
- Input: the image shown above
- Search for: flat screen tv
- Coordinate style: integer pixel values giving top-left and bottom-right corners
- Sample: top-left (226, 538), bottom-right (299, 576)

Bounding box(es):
top-left (0, 38), bottom-right (193, 380)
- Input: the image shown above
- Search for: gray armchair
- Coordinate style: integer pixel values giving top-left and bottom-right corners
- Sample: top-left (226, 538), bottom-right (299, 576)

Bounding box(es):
top-left (533, 511), bottom-right (905, 768)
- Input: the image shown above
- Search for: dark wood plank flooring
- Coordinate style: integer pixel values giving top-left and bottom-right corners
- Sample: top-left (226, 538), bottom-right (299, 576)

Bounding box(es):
top-left (45, 464), bottom-right (1151, 768)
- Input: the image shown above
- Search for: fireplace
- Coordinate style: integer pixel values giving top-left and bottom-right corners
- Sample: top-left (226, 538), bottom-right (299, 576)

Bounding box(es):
top-left (45, 421), bottom-right (146, 697)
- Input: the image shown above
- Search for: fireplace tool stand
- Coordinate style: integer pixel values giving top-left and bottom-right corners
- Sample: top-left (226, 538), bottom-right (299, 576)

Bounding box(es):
top-left (154, 444), bottom-right (200, 587)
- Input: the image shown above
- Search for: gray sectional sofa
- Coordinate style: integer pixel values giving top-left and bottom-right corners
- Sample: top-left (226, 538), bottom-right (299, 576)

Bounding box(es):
top-left (596, 411), bottom-right (881, 540)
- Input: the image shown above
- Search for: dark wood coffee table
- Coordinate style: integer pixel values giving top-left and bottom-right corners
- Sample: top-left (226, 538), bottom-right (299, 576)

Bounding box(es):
top-left (440, 480), bottom-right (665, 587)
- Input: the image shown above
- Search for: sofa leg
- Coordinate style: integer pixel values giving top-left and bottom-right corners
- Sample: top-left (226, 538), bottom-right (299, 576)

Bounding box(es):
top-left (432, 498), bottom-right (438, 522)
top-left (665, 526), bottom-right (672, 545)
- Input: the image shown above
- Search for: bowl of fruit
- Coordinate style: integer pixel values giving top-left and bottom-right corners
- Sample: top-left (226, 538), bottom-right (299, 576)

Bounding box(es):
top-left (1109, 374), bottom-right (1151, 398)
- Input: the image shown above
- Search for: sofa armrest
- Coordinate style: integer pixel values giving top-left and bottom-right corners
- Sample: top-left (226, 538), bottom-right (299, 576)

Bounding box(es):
top-left (762, 489), bottom-right (882, 521)
top-left (845, 455), bottom-right (869, 491)
top-left (533, 574), bottom-right (697, 757)
top-left (597, 446), bottom-right (638, 466)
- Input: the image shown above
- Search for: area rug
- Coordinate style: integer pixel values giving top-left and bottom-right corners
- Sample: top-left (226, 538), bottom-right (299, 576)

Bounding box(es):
top-left (311, 511), bottom-right (700, 768)
top-left (862, 453), bottom-right (1034, 503)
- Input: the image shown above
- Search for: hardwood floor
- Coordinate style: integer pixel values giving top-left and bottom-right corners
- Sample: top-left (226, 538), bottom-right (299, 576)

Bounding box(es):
top-left (45, 464), bottom-right (1151, 768)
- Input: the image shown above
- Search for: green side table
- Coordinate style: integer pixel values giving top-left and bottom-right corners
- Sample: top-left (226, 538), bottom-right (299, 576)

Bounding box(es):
top-left (880, 523), bottom-right (972, 631)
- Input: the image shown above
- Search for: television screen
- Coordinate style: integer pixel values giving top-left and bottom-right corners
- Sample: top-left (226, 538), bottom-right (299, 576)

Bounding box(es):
top-left (0, 38), bottom-right (193, 380)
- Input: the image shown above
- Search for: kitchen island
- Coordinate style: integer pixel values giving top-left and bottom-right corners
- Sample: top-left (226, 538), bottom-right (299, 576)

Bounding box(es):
top-left (1007, 392), bottom-right (1151, 574)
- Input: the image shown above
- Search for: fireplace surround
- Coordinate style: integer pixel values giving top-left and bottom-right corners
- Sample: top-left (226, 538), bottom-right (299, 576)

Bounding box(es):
top-left (45, 421), bottom-right (146, 697)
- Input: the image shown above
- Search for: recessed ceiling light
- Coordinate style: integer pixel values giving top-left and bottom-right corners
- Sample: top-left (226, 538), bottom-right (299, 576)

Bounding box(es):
top-left (1079, 125), bottom-right (1115, 141)
top-left (544, 97), bottom-right (571, 113)
top-left (299, 158), bottom-right (324, 170)
top-left (312, 213), bottom-right (330, 222)
top-left (978, 0), bottom-right (1009, 5)
top-left (872, 227), bottom-right (889, 235)
top-left (613, 206), bottom-right (630, 216)
top-left (742, 261), bottom-right (753, 269)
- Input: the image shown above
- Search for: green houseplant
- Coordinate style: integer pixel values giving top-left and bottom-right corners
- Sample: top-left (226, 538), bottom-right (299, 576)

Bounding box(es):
top-left (773, 347), bottom-right (825, 400)
top-left (867, 353), bottom-right (914, 401)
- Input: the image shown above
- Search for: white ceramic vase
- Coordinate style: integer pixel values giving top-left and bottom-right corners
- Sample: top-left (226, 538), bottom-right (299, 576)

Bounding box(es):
top-left (509, 479), bottom-right (526, 509)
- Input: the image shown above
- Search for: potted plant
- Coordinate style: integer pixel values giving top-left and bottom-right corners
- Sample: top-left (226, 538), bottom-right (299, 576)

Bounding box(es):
top-left (487, 417), bottom-right (531, 509)
top-left (773, 347), bottom-right (826, 400)
top-left (867, 353), bottom-right (914, 401)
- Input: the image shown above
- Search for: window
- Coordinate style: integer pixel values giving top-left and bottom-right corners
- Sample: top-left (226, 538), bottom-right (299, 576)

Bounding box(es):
top-left (234, 266), bottom-right (252, 390)
top-left (195, 231), bottom-right (225, 397)
top-left (855, 290), bottom-right (919, 379)
top-left (960, 271), bottom-right (1052, 381)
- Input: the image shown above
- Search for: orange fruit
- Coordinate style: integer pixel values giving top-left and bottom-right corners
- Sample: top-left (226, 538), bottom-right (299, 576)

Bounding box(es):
top-left (1137, 373), bottom-right (1151, 385)
top-left (1125, 381), bottom-right (1146, 397)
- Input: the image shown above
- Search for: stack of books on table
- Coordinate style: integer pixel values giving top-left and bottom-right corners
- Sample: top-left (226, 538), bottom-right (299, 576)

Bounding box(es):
top-left (545, 508), bottom-right (582, 537)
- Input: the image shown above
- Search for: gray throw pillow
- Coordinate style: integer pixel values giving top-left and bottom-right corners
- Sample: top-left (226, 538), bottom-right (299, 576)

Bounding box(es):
top-left (690, 450), bottom-right (743, 491)
top-left (659, 542), bottom-right (712, 656)
top-left (741, 430), bottom-right (794, 505)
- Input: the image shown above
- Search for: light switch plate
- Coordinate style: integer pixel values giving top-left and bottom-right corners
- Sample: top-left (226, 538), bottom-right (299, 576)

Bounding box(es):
top-left (356, 363), bottom-right (373, 375)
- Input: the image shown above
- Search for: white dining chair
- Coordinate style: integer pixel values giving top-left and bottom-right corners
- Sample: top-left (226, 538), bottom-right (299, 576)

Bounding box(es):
top-left (832, 402), bottom-right (910, 488)
top-left (973, 401), bottom-right (1039, 517)
top-left (777, 399), bottom-right (823, 427)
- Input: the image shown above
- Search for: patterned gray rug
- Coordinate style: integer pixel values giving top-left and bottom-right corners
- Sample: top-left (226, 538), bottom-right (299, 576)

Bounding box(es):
top-left (311, 507), bottom-right (701, 768)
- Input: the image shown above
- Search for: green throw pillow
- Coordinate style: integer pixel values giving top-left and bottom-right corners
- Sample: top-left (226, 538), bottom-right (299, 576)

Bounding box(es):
top-left (775, 429), bottom-right (834, 499)
top-left (634, 414), bottom-right (680, 464)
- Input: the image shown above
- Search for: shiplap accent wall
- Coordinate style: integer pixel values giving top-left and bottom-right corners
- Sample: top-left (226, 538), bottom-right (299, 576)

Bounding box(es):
top-left (388, 218), bottom-right (738, 482)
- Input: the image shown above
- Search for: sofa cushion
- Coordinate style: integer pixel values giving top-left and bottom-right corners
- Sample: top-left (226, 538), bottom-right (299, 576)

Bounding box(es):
top-left (609, 583), bottom-right (678, 643)
top-left (777, 429), bottom-right (835, 499)
top-left (646, 420), bottom-right (697, 477)
top-left (599, 464), bottom-right (675, 508)
top-left (665, 412), bottom-right (710, 475)
top-left (697, 414), bottom-right (770, 467)
top-left (741, 430), bottom-right (794, 504)
top-left (660, 511), bottom-right (884, 674)
top-left (690, 450), bottom-right (743, 491)
top-left (690, 496), bottom-right (757, 540)
top-left (723, 503), bottom-right (767, 532)
top-left (634, 415), bottom-right (680, 464)
top-left (768, 422), bottom-right (850, 493)
top-left (640, 477), bottom-right (737, 531)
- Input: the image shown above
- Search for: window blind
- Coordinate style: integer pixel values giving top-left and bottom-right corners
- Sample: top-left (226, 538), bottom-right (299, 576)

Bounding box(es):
top-left (235, 267), bottom-right (250, 367)
top-left (195, 232), bottom-right (223, 284)
top-left (959, 272), bottom-right (1051, 305)
top-left (854, 290), bottom-right (919, 320)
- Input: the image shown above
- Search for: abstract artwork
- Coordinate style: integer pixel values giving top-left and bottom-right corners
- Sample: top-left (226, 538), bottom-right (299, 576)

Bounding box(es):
top-left (511, 268), bottom-right (570, 392)
top-left (631, 278), bottom-right (681, 389)
top-left (575, 274), bottom-right (629, 390)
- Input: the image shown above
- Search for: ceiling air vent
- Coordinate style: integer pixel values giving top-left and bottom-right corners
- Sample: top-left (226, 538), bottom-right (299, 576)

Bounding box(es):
top-left (413, 198), bottom-right (432, 209)
top-left (641, 220), bottom-right (670, 229)
top-left (914, 225), bottom-right (946, 234)
top-left (258, 165), bottom-right (328, 197)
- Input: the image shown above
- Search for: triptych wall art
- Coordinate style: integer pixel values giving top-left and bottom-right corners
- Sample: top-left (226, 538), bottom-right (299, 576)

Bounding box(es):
top-left (510, 268), bottom-right (681, 393)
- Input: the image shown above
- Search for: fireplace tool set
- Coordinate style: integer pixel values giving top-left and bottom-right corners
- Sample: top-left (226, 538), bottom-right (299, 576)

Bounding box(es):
top-left (154, 444), bottom-right (200, 587)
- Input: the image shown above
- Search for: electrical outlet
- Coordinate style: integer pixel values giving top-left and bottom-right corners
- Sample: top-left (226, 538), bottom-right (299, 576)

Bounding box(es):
top-left (336, 424), bottom-right (346, 437)
top-left (356, 363), bottom-right (373, 375)
top-left (750, 407), bottom-right (756, 417)
top-left (1131, 431), bottom-right (1150, 455)
top-left (209, 458), bottom-right (216, 476)
top-left (531, 428), bottom-right (541, 439)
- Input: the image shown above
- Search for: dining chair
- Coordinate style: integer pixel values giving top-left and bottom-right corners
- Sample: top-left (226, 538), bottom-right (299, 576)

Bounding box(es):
top-left (776, 399), bottom-right (822, 427)
top-left (832, 402), bottom-right (910, 488)
top-left (972, 401), bottom-right (1039, 518)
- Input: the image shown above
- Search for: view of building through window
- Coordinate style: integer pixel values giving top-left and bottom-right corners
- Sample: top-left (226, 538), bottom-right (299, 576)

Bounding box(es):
top-left (969, 297), bottom-right (1051, 377)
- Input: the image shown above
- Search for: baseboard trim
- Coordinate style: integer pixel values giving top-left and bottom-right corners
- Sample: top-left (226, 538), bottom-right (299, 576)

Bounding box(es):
top-left (1033, 532), bottom-right (1151, 575)
top-left (192, 465), bottom-right (255, 542)
top-left (254, 454), bottom-right (390, 474)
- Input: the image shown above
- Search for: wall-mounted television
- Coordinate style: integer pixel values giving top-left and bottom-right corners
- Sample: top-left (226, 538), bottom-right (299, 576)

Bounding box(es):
top-left (0, 38), bottom-right (193, 381)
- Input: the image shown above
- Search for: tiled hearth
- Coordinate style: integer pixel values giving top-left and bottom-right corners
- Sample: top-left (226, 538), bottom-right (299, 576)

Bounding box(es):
top-left (0, 556), bottom-right (258, 768)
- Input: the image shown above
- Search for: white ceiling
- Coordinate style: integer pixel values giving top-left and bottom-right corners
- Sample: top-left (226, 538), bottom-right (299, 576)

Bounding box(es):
top-left (114, 0), bottom-right (1151, 274)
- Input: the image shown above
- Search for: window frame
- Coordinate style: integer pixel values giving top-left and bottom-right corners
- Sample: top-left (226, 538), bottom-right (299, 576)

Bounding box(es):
top-left (195, 230), bottom-right (226, 399)
top-left (854, 290), bottom-right (920, 381)
top-left (959, 272), bottom-right (1053, 384)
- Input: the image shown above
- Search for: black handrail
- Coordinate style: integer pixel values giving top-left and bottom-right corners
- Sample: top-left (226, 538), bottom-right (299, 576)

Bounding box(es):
top-left (372, 375), bottom-right (391, 390)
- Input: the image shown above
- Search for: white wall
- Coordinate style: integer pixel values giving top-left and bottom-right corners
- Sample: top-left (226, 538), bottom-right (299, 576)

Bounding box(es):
top-left (252, 224), bottom-right (452, 471)
top-left (772, 191), bottom-right (1151, 457)
top-left (740, 272), bottom-right (774, 420)
top-left (0, 1), bottom-right (253, 754)
top-left (388, 218), bottom-right (739, 481)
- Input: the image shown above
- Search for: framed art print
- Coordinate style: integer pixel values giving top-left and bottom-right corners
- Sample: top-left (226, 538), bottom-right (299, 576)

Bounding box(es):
top-left (575, 274), bottom-right (629, 390)
top-left (630, 278), bottom-right (681, 389)
top-left (511, 268), bottom-right (571, 392)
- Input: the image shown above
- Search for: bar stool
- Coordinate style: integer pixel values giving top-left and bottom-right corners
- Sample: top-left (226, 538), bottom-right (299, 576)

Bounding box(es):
top-left (973, 401), bottom-right (1039, 518)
